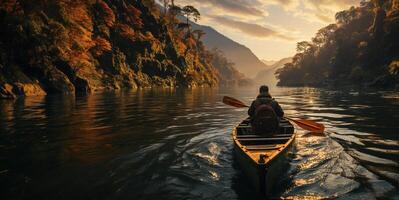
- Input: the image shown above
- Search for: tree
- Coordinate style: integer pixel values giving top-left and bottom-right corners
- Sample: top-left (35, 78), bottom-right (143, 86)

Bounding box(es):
top-left (296, 41), bottom-right (314, 54)
top-left (181, 5), bottom-right (200, 35)
top-left (162, 0), bottom-right (169, 15)
top-left (272, 0), bottom-right (399, 87)
top-left (192, 29), bottom-right (205, 42)
top-left (126, 5), bottom-right (143, 28)
top-left (91, 37), bottom-right (112, 56)
top-left (168, 4), bottom-right (181, 25)
top-left (168, 5), bottom-right (180, 16)
top-left (312, 24), bottom-right (337, 47)
top-left (369, 0), bottom-right (386, 39)
top-left (335, 7), bottom-right (357, 24)
top-left (95, 0), bottom-right (115, 27)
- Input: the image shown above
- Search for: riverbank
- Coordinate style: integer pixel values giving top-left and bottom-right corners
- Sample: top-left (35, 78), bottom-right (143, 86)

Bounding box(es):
top-left (277, 74), bottom-right (399, 90)
top-left (0, 80), bottom-right (218, 99)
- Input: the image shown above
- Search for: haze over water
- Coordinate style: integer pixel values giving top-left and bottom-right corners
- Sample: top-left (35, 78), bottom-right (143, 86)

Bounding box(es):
top-left (0, 87), bottom-right (398, 199)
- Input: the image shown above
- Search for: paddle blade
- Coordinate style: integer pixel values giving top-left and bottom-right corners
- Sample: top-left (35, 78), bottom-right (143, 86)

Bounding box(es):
top-left (286, 117), bottom-right (325, 134)
top-left (222, 96), bottom-right (249, 108)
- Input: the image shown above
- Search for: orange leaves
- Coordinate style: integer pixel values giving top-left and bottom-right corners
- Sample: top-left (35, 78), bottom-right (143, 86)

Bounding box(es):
top-left (116, 23), bottom-right (136, 42)
top-left (96, 0), bottom-right (115, 27)
top-left (61, 1), bottom-right (93, 32)
top-left (144, 32), bottom-right (159, 43)
top-left (60, 0), bottom-right (94, 52)
top-left (174, 39), bottom-right (187, 55)
top-left (91, 37), bottom-right (112, 56)
top-left (186, 36), bottom-right (196, 49)
top-left (53, 1), bottom-right (95, 70)
top-left (144, 31), bottom-right (162, 52)
top-left (126, 5), bottom-right (143, 28)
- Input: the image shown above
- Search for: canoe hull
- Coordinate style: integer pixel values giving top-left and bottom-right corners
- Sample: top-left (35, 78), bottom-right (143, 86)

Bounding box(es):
top-left (233, 141), bottom-right (266, 193)
top-left (232, 118), bottom-right (296, 195)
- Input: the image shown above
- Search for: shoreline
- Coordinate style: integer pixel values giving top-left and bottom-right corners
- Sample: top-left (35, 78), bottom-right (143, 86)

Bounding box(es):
top-left (276, 82), bottom-right (399, 91)
top-left (0, 82), bottom-right (219, 100)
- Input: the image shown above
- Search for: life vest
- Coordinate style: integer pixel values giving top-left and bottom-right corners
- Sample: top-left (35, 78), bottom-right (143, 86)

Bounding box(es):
top-left (252, 98), bottom-right (279, 135)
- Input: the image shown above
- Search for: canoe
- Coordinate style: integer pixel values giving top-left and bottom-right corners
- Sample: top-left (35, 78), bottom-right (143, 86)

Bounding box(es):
top-left (232, 118), bottom-right (296, 195)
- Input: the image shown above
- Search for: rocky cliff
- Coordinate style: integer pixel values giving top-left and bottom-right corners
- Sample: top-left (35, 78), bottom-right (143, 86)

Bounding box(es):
top-left (0, 0), bottom-right (220, 98)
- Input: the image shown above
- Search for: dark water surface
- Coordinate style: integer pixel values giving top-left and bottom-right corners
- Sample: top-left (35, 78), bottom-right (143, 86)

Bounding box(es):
top-left (1, 87), bottom-right (398, 199)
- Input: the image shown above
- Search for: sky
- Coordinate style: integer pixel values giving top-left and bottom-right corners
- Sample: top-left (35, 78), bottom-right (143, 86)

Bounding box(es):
top-left (175, 0), bottom-right (361, 61)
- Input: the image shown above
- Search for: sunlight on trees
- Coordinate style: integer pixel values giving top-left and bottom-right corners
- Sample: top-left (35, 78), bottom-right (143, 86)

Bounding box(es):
top-left (277, 0), bottom-right (399, 87)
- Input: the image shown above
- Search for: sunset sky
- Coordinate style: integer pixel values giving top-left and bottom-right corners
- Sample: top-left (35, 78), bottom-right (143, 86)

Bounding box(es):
top-left (176, 0), bottom-right (360, 61)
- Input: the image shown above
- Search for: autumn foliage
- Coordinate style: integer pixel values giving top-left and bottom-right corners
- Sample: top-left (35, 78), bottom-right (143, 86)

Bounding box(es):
top-left (0, 0), bottom-right (220, 97)
top-left (91, 37), bottom-right (112, 56)
top-left (126, 5), bottom-right (144, 28)
top-left (96, 0), bottom-right (115, 27)
top-left (115, 23), bottom-right (136, 42)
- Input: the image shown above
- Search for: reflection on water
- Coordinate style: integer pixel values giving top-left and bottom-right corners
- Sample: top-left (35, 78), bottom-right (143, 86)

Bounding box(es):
top-left (0, 87), bottom-right (398, 199)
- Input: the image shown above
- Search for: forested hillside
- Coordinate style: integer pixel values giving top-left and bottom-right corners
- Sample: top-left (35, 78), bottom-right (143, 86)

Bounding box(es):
top-left (276, 0), bottom-right (399, 88)
top-left (208, 48), bottom-right (252, 87)
top-left (0, 0), bottom-right (243, 98)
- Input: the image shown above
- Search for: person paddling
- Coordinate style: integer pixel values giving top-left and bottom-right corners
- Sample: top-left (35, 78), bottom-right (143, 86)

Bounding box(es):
top-left (248, 85), bottom-right (284, 135)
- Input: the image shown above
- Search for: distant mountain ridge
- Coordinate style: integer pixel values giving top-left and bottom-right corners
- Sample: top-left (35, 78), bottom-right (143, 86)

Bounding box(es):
top-left (255, 57), bottom-right (292, 86)
top-left (190, 23), bottom-right (269, 78)
top-left (262, 59), bottom-right (277, 66)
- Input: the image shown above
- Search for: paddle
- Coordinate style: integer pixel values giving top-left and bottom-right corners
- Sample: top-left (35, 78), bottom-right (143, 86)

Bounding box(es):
top-left (222, 96), bottom-right (325, 134)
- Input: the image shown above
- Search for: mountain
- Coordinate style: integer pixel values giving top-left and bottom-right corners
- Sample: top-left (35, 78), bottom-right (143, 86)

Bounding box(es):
top-left (262, 59), bottom-right (277, 66)
top-left (209, 48), bottom-right (253, 87)
top-left (190, 23), bottom-right (269, 78)
top-left (0, 0), bottom-right (220, 98)
top-left (254, 57), bottom-right (292, 86)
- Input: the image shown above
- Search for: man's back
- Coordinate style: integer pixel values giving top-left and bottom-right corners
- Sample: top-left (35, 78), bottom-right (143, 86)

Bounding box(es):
top-left (248, 86), bottom-right (284, 135)
top-left (248, 93), bottom-right (284, 119)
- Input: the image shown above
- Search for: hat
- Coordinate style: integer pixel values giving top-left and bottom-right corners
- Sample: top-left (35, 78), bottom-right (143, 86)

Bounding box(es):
top-left (259, 85), bottom-right (269, 93)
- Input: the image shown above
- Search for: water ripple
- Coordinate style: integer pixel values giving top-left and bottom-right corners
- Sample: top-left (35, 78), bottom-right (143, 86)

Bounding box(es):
top-left (0, 87), bottom-right (398, 199)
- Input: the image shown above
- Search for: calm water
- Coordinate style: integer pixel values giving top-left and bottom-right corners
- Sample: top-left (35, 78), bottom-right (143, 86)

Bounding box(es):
top-left (0, 87), bottom-right (398, 199)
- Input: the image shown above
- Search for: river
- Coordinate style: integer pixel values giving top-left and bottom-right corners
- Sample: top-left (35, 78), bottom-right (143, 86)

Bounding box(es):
top-left (0, 87), bottom-right (398, 199)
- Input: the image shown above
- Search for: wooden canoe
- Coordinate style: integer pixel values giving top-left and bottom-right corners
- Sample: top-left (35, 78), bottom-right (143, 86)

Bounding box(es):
top-left (232, 118), bottom-right (296, 196)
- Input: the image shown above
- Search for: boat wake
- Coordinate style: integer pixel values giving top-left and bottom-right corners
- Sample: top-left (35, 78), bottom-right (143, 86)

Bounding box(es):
top-left (281, 129), bottom-right (398, 199)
